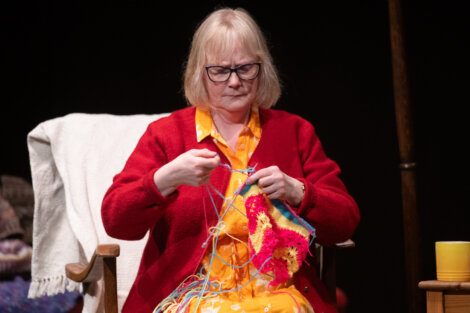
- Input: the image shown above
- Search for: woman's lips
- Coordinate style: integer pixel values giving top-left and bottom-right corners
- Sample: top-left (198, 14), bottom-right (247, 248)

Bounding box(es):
top-left (224, 94), bottom-right (244, 97)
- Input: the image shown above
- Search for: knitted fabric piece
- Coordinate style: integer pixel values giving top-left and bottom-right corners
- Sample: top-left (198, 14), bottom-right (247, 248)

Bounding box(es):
top-left (241, 184), bottom-right (316, 287)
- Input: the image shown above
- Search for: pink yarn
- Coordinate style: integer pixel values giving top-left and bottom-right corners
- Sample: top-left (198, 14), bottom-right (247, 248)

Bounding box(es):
top-left (245, 194), bottom-right (311, 287)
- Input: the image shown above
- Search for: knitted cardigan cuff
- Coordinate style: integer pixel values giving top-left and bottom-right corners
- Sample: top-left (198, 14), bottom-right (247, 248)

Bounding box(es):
top-left (143, 168), bottom-right (179, 205)
top-left (294, 177), bottom-right (317, 217)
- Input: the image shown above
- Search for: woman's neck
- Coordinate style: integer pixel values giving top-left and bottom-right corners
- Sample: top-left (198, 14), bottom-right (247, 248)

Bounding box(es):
top-left (211, 108), bottom-right (250, 151)
top-left (211, 107), bottom-right (250, 125)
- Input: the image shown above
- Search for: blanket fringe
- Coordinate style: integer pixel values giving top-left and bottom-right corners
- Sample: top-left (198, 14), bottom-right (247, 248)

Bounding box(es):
top-left (28, 274), bottom-right (82, 298)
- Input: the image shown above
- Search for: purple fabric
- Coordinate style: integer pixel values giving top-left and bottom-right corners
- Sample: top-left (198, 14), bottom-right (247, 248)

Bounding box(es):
top-left (0, 239), bottom-right (32, 275)
top-left (0, 276), bottom-right (80, 313)
top-left (0, 239), bottom-right (29, 254)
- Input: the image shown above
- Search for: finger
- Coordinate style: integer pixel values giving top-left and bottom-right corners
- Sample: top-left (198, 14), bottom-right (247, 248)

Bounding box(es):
top-left (261, 184), bottom-right (277, 195)
top-left (258, 176), bottom-right (275, 188)
top-left (198, 157), bottom-right (220, 169)
top-left (266, 191), bottom-right (282, 200)
top-left (246, 168), bottom-right (270, 185)
top-left (212, 154), bottom-right (221, 166)
top-left (245, 172), bottom-right (258, 185)
top-left (192, 148), bottom-right (218, 158)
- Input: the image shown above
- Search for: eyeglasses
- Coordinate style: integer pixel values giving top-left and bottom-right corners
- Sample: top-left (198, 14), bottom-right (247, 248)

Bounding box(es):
top-left (205, 63), bottom-right (261, 83)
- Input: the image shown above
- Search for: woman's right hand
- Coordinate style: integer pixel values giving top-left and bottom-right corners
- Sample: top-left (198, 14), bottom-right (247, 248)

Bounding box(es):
top-left (153, 148), bottom-right (220, 196)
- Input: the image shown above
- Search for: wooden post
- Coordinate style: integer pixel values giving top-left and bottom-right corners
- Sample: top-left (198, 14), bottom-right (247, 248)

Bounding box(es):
top-left (426, 291), bottom-right (444, 313)
top-left (387, 0), bottom-right (423, 313)
top-left (103, 257), bottom-right (118, 313)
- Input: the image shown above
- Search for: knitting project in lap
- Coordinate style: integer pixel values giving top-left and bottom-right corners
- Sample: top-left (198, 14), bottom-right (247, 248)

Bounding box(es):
top-left (241, 183), bottom-right (316, 287)
top-left (154, 170), bottom-right (316, 313)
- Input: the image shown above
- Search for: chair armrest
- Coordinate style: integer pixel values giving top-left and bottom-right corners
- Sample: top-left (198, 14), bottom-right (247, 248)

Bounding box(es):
top-left (65, 244), bottom-right (120, 313)
top-left (65, 244), bottom-right (120, 282)
top-left (317, 239), bottom-right (355, 303)
top-left (335, 239), bottom-right (355, 249)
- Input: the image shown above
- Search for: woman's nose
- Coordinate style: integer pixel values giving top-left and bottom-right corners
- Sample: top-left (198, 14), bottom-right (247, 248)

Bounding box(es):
top-left (227, 71), bottom-right (242, 87)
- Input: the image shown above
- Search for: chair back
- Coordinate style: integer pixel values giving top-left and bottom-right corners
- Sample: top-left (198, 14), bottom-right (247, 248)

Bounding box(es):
top-left (27, 113), bottom-right (168, 313)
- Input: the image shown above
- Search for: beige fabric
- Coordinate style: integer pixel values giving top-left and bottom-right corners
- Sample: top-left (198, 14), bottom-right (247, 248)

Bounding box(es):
top-left (27, 113), bottom-right (169, 313)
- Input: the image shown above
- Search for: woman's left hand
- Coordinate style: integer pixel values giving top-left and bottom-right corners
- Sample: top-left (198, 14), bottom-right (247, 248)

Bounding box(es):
top-left (245, 166), bottom-right (304, 206)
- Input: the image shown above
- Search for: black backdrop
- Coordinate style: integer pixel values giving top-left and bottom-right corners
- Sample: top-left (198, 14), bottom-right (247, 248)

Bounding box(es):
top-left (2, 1), bottom-right (469, 312)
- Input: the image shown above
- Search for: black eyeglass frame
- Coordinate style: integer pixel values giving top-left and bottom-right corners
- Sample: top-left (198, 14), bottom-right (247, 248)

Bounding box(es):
top-left (204, 62), bottom-right (261, 83)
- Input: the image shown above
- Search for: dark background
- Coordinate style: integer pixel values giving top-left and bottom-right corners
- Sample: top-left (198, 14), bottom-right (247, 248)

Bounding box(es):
top-left (2, 1), bottom-right (469, 312)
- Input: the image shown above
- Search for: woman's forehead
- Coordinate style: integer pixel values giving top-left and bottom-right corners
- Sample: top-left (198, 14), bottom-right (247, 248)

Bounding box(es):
top-left (205, 43), bottom-right (257, 64)
top-left (204, 29), bottom-right (259, 61)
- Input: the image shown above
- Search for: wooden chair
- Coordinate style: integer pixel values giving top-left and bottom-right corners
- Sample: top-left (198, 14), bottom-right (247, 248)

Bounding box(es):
top-left (65, 240), bottom-right (355, 313)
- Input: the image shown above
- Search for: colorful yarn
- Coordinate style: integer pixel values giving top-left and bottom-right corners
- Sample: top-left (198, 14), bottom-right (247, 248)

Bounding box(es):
top-left (241, 183), bottom-right (315, 287)
top-left (153, 273), bottom-right (223, 313)
top-left (154, 163), bottom-right (316, 312)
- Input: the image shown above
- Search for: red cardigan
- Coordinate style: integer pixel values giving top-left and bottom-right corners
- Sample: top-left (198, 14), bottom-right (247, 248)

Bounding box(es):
top-left (101, 107), bottom-right (360, 313)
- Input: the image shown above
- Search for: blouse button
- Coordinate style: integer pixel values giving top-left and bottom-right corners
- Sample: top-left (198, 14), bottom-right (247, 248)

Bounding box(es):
top-left (304, 286), bottom-right (309, 292)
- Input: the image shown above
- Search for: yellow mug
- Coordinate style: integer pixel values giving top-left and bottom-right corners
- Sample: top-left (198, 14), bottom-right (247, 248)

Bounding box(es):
top-left (435, 241), bottom-right (470, 282)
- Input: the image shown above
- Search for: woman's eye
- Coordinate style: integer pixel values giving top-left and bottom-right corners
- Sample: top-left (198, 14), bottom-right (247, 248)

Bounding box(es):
top-left (238, 64), bottom-right (253, 74)
top-left (212, 67), bottom-right (229, 75)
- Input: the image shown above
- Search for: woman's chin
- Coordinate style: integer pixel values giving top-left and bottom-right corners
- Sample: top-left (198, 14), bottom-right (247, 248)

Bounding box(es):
top-left (214, 101), bottom-right (252, 114)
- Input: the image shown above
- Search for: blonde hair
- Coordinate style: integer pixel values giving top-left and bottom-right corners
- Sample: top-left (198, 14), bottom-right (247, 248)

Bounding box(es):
top-left (184, 8), bottom-right (281, 108)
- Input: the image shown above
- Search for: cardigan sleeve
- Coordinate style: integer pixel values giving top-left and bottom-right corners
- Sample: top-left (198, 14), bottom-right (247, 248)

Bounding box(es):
top-left (294, 120), bottom-right (360, 246)
top-left (101, 121), bottom-right (176, 240)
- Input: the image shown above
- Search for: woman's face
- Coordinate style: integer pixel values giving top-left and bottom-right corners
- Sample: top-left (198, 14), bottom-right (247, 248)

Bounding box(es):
top-left (204, 45), bottom-right (259, 118)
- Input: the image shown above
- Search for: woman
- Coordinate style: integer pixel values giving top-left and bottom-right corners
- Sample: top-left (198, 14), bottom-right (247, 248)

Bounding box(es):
top-left (102, 7), bottom-right (360, 313)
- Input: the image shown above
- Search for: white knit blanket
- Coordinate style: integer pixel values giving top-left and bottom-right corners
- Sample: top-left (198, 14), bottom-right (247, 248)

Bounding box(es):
top-left (27, 112), bottom-right (169, 313)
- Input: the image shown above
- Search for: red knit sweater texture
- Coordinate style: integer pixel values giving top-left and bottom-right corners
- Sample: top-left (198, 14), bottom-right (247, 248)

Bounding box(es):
top-left (101, 107), bottom-right (360, 313)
